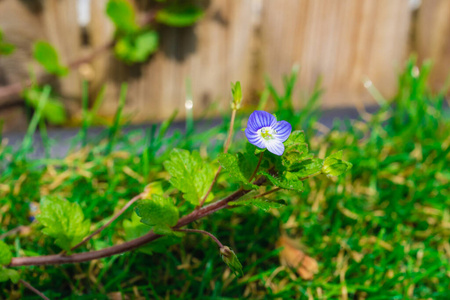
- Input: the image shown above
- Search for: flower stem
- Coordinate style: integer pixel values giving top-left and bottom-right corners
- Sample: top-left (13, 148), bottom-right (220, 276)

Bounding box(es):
top-left (198, 109), bottom-right (237, 208)
top-left (248, 152), bottom-right (264, 182)
top-left (174, 228), bottom-right (224, 248)
top-left (19, 279), bottom-right (49, 300)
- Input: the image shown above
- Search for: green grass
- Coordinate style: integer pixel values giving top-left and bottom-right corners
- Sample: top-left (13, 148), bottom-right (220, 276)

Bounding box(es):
top-left (1, 57), bottom-right (449, 299)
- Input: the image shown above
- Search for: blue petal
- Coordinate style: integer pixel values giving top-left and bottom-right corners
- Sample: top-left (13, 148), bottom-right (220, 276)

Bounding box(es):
top-left (266, 140), bottom-right (285, 156)
top-left (247, 111), bottom-right (276, 131)
top-left (245, 128), bottom-right (265, 149)
top-left (273, 121), bottom-right (292, 142)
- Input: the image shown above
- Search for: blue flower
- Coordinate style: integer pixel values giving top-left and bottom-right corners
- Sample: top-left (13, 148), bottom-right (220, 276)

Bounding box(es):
top-left (245, 110), bottom-right (292, 156)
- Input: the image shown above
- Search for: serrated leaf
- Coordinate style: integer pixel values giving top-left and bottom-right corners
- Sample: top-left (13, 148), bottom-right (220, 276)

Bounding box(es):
top-left (282, 143), bottom-right (310, 170)
top-left (291, 158), bottom-right (324, 178)
top-left (33, 41), bottom-right (68, 76)
top-left (135, 194), bottom-right (179, 229)
top-left (260, 171), bottom-right (304, 191)
top-left (37, 196), bottom-right (91, 251)
top-left (0, 241), bottom-right (12, 266)
top-left (284, 130), bottom-right (305, 147)
top-left (218, 153), bottom-right (258, 189)
top-left (156, 5), bottom-right (204, 27)
top-left (106, 0), bottom-right (139, 34)
top-left (229, 197), bottom-right (285, 212)
top-left (220, 246), bottom-right (243, 277)
top-left (163, 149), bottom-right (215, 205)
top-left (123, 212), bottom-right (181, 255)
top-left (114, 30), bottom-right (159, 64)
top-left (322, 151), bottom-right (352, 176)
top-left (0, 268), bottom-right (19, 283)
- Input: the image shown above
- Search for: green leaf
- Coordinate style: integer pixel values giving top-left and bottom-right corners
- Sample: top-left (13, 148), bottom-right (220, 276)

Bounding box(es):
top-left (106, 0), bottom-right (139, 34)
top-left (33, 41), bottom-right (68, 76)
top-left (23, 86), bottom-right (67, 125)
top-left (218, 153), bottom-right (258, 189)
top-left (229, 196), bottom-right (286, 212)
top-left (135, 194), bottom-right (179, 228)
top-left (260, 171), bottom-right (304, 191)
top-left (123, 212), bottom-right (181, 255)
top-left (0, 241), bottom-right (12, 266)
top-left (220, 246), bottom-right (243, 277)
top-left (0, 268), bottom-right (19, 283)
top-left (322, 150), bottom-right (353, 177)
top-left (290, 158), bottom-right (324, 178)
top-left (114, 30), bottom-right (159, 64)
top-left (36, 196), bottom-right (91, 251)
top-left (0, 29), bottom-right (15, 56)
top-left (163, 149), bottom-right (215, 205)
top-left (156, 5), bottom-right (204, 27)
top-left (231, 81), bottom-right (242, 110)
top-left (284, 130), bottom-right (305, 147)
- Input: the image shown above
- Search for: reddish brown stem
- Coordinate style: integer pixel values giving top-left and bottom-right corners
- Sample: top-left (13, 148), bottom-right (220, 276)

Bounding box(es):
top-left (19, 279), bottom-right (50, 300)
top-left (9, 176), bottom-right (266, 267)
top-left (70, 194), bottom-right (141, 252)
top-left (174, 228), bottom-right (224, 248)
top-left (248, 152), bottom-right (264, 182)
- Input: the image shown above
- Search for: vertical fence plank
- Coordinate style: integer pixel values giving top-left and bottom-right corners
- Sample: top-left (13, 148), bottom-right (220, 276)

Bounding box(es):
top-left (41, 0), bottom-right (84, 102)
top-left (89, 0), bottom-right (255, 122)
top-left (416, 0), bottom-right (450, 91)
top-left (260, 0), bottom-right (411, 108)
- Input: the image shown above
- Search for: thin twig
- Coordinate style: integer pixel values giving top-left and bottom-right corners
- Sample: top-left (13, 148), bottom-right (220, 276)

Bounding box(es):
top-left (248, 152), bottom-right (264, 182)
top-left (0, 225), bottom-right (24, 240)
top-left (198, 109), bottom-right (237, 208)
top-left (70, 194), bottom-right (142, 252)
top-left (174, 228), bottom-right (224, 248)
top-left (252, 187), bottom-right (281, 199)
top-left (9, 176), bottom-right (267, 267)
top-left (19, 279), bottom-right (50, 300)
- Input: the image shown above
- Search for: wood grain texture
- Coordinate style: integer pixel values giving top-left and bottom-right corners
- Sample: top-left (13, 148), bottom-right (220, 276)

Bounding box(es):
top-left (416, 0), bottom-right (450, 91)
top-left (260, 0), bottom-right (411, 108)
top-left (90, 0), bottom-right (255, 122)
top-left (0, 0), bottom-right (449, 132)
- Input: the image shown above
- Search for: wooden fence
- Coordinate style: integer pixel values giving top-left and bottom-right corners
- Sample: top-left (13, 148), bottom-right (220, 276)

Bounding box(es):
top-left (0, 0), bottom-right (449, 132)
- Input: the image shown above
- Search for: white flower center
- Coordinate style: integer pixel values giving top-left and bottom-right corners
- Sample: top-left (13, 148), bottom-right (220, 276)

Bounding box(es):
top-left (258, 127), bottom-right (276, 141)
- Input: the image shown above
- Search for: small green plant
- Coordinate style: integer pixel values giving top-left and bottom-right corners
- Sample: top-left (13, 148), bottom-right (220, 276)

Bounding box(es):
top-left (0, 81), bottom-right (351, 298)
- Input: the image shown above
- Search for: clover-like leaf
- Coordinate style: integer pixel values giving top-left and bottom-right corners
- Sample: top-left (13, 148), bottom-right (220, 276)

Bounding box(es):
top-left (37, 196), bottom-right (91, 251)
top-left (164, 149), bottom-right (215, 205)
top-left (220, 246), bottom-right (243, 277)
top-left (156, 5), bottom-right (204, 27)
top-left (33, 41), bottom-right (69, 76)
top-left (0, 241), bottom-right (12, 266)
top-left (322, 151), bottom-right (353, 177)
top-left (218, 153), bottom-right (258, 189)
top-left (106, 0), bottom-right (139, 34)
